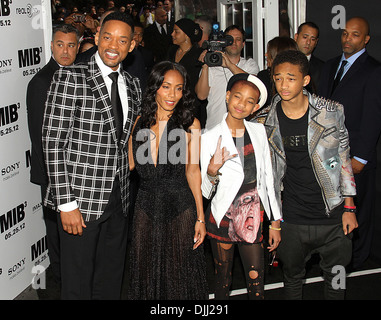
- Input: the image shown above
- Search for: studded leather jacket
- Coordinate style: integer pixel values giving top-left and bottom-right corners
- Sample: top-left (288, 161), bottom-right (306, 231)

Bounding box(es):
top-left (254, 90), bottom-right (356, 215)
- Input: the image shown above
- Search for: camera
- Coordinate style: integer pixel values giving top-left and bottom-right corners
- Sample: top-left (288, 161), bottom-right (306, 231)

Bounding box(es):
top-left (202, 23), bottom-right (233, 67)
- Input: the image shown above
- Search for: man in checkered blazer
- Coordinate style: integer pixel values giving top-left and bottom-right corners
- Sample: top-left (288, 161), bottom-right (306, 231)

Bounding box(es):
top-left (43, 12), bottom-right (141, 299)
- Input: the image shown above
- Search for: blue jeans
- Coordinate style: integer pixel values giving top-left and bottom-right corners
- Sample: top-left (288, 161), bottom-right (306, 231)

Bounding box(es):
top-left (278, 222), bottom-right (352, 300)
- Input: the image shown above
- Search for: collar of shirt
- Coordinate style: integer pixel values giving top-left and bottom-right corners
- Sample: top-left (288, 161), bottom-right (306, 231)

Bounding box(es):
top-left (337, 48), bottom-right (366, 79)
top-left (95, 51), bottom-right (121, 78)
top-left (52, 55), bottom-right (65, 67)
top-left (155, 21), bottom-right (166, 33)
top-left (95, 51), bottom-right (128, 123)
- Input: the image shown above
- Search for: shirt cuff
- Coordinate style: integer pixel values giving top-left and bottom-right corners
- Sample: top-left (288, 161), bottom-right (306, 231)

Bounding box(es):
top-left (58, 200), bottom-right (79, 213)
top-left (353, 156), bottom-right (368, 165)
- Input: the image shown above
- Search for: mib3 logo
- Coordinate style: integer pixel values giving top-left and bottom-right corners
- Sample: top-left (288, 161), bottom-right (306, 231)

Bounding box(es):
top-left (0, 0), bottom-right (12, 17)
top-left (18, 47), bottom-right (41, 68)
top-left (0, 103), bottom-right (19, 127)
top-left (0, 202), bottom-right (25, 234)
top-left (31, 235), bottom-right (48, 261)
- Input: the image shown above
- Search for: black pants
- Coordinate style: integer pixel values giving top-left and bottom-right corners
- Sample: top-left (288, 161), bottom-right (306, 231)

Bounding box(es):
top-left (278, 222), bottom-right (352, 300)
top-left (58, 179), bottom-right (128, 300)
top-left (40, 185), bottom-right (61, 285)
top-left (352, 167), bottom-right (376, 268)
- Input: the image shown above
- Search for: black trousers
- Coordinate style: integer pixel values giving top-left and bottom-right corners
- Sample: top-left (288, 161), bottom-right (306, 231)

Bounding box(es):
top-left (278, 222), bottom-right (352, 300)
top-left (352, 167), bottom-right (376, 268)
top-left (58, 178), bottom-right (129, 300)
top-left (40, 185), bottom-right (61, 284)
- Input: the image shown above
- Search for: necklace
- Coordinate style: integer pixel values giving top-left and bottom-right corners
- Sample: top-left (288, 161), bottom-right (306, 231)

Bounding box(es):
top-left (175, 45), bottom-right (192, 61)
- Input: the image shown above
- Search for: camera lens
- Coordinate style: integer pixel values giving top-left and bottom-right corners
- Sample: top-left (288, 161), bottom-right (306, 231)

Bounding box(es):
top-left (205, 51), bottom-right (222, 66)
top-left (210, 53), bottom-right (219, 63)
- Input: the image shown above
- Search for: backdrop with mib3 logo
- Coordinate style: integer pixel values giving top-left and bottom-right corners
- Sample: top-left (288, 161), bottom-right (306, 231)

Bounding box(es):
top-left (0, 0), bottom-right (52, 299)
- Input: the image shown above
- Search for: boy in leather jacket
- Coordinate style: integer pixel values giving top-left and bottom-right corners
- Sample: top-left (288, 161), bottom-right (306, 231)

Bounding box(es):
top-left (254, 50), bottom-right (357, 299)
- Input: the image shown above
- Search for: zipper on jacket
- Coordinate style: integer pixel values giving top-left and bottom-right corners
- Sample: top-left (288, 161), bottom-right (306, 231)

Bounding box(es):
top-left (309, 157), bottom-right (331, 218)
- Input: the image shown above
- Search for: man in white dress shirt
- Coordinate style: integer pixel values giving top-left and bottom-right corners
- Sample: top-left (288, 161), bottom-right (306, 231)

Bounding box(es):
top-left (195, 25), bottom-right (259, 131)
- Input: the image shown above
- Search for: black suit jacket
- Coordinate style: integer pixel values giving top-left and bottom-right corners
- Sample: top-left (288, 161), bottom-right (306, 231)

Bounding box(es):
top-left (318, 51), bottom-right (381, 166)
top-left (137, 45), bottom-right (154, 78)
top-left (307, 54), bottom-right (324, 94)
top-left (26, 57), bottom-right (60, 186)
top-left (143, 22), bottom-right (172, 63)
top-left (166, 9), bottom-right (175, 35)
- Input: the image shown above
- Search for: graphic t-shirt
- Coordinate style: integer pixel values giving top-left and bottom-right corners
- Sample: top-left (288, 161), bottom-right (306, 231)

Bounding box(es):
top-left (207, 129), bottom-right (264, 243)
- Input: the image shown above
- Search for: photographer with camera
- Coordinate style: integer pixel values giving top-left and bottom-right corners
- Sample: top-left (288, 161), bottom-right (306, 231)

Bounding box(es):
top-left (195, 25), bottom-right (259, 131)
top-left (64, 12), bottom-right (99, 38)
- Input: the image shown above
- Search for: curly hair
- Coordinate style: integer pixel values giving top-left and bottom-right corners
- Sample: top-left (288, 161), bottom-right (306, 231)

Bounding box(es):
top-left (140, 61), bottom-right (195, 132)
top-left (271, 49), bottom-right (309, 77)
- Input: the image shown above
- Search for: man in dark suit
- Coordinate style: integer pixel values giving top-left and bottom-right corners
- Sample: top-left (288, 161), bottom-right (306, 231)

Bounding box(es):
top-left (133, 21), bottom-right (154, 78)
top-left (164, 0), bottom-right (175, 32)
top-left (318, 17), bottom-right (381, 269)
top-left (294, 21), bottom-right (324, 94)
top-left (26, 23), bottom-right (80, 294)
top-left (42, 12), bottom-right (141, 299)
top-left (143, 7), bottom-right (172, 62)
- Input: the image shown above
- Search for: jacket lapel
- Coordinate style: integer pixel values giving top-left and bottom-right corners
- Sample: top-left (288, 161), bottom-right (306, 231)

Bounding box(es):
top-left (119, 72), bottom-right (137, 148)
top-left (328, 56), bottom-right (341, 96)
top-left (48, 57), bottom-right (60, 74)
top-left (86, 55), bottom-right (119, 146)
top-left (220, 117), bottom-right (243, 174)
top-left (307, 94), bottom-right (325, 154)
top-left (336, 51), bottom-right (367, 90)
top-left (330, 51), bottom-right (367, 96)
top-left (263, 98), bottom-right (286, 162)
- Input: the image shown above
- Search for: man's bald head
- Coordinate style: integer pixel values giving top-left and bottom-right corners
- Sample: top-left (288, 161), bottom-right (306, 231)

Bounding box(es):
top-left (341, 16), bottom-right (370, 58)
top-left (155, 8), bottom-right (168, 25)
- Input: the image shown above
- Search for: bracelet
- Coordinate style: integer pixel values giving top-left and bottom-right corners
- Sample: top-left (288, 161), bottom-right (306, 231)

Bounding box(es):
top-left (207, 170), bottom-right (221, 184)
top-left (269, 225), bottom-right (281, 231)
top-left (197, 219), bottom-right (205, 224)
top-left (344, 205), bottom-right (356, 213)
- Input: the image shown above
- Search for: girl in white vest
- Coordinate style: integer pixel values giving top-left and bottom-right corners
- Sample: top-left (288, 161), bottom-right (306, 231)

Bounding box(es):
top-left (200, 73), bottom-right (282, 299)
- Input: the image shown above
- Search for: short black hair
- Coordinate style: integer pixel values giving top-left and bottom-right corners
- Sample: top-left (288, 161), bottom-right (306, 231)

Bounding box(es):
top-left (297, 21), bottom-right (320, 38)
top-left (101, 11), bottom-right (135, 33)
top-left (272, 50), bottom-right (309, 77)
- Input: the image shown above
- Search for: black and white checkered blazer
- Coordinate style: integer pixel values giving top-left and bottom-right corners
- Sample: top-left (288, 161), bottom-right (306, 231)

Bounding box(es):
top-left (42, 54), bottom-right (141, 222)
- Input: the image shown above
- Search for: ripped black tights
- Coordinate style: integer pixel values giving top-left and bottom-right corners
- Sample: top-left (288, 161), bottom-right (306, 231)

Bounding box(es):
top-left (210, 239), bottom-right (264, 300)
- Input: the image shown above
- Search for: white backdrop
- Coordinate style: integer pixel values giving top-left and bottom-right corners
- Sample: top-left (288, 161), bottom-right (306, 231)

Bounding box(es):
top-left (0, 0), bottom-right (52, 300)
